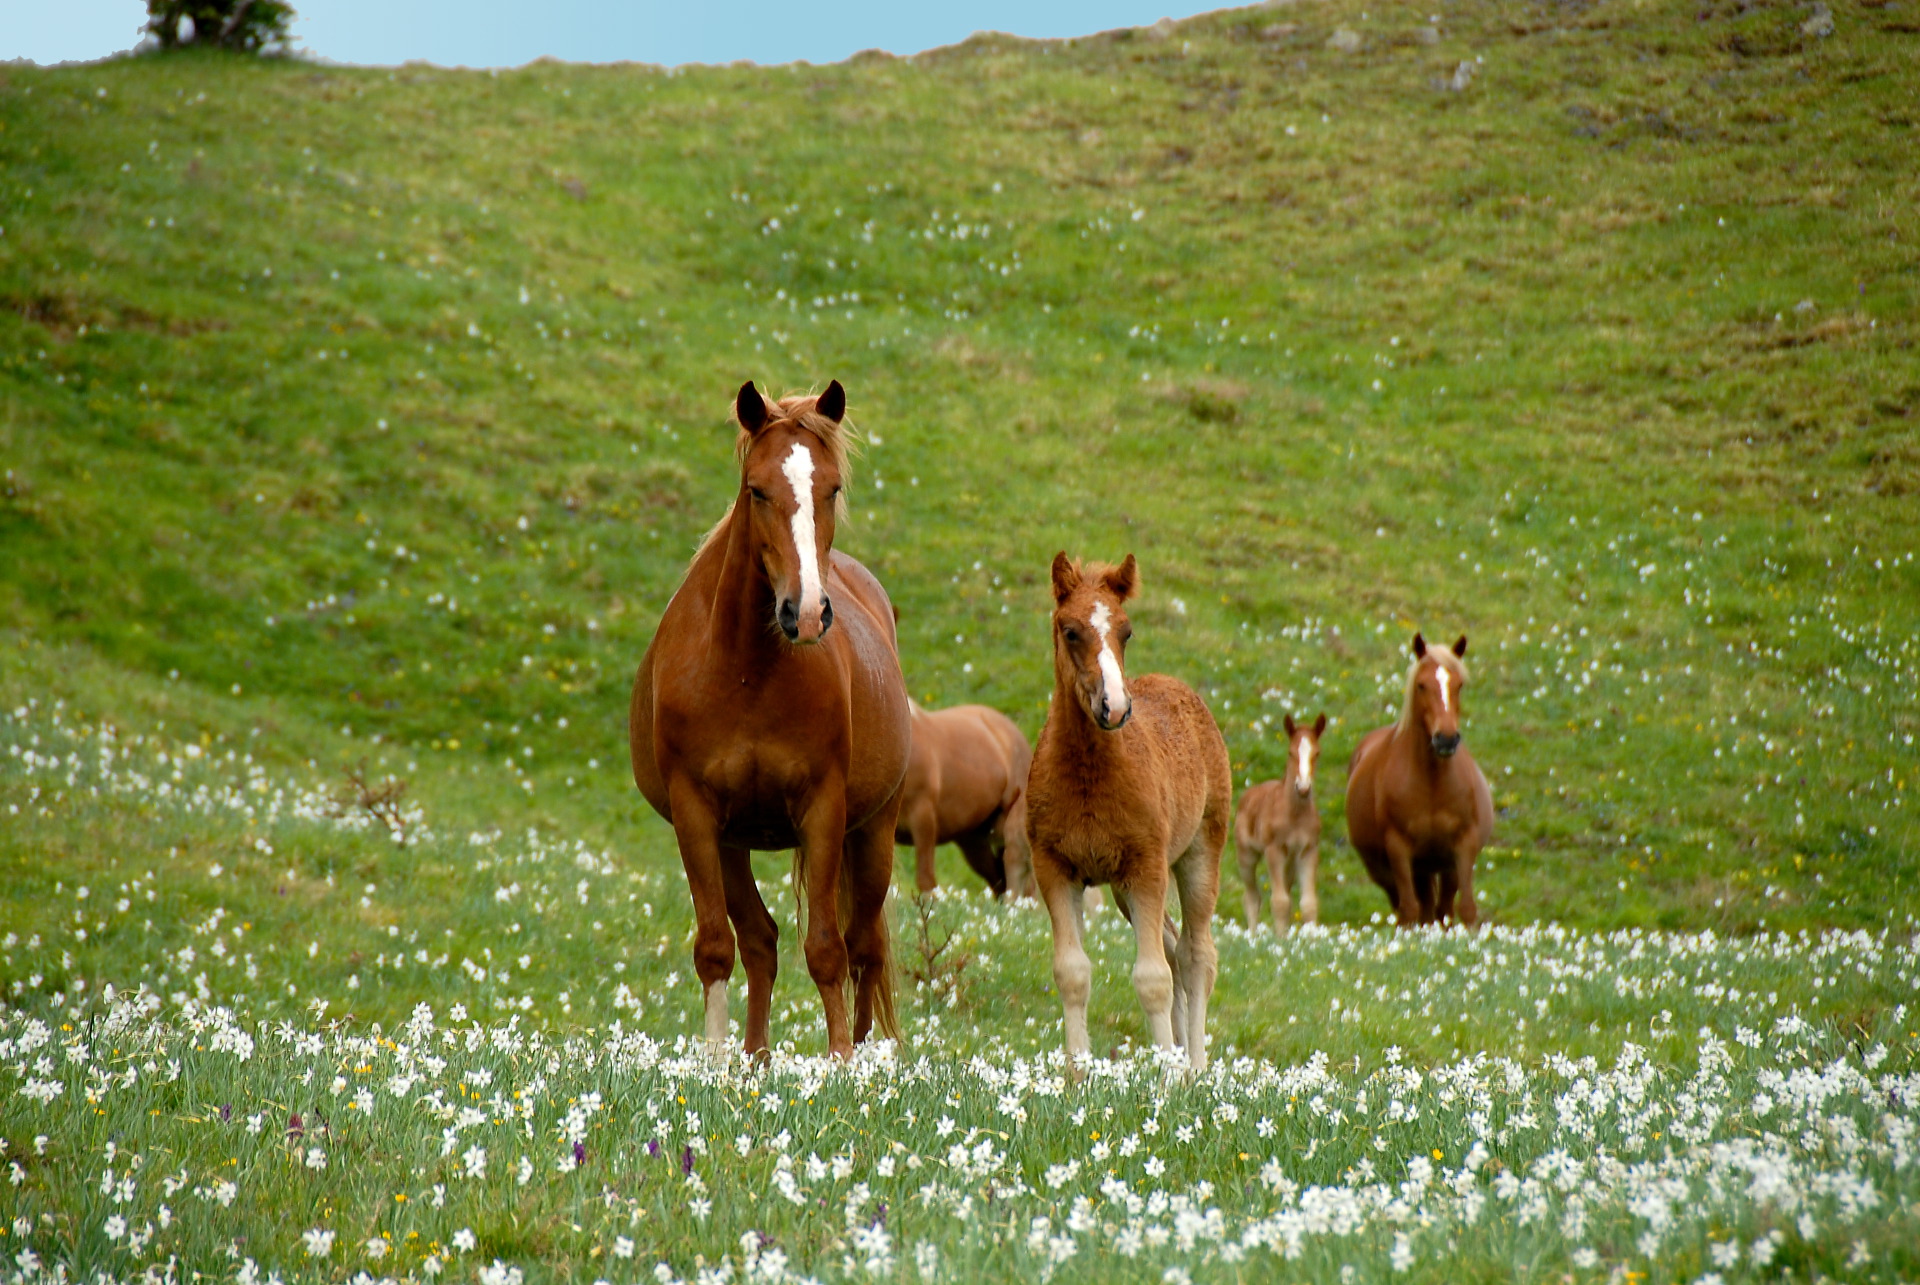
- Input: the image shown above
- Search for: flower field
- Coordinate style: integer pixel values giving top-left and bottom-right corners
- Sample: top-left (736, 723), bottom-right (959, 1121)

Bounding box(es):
top-left (4, 701), bottom-right (1918, 1283)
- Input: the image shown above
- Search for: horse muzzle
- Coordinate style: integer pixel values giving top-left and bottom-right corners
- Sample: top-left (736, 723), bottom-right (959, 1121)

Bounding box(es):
top-left (777, 595), bottom-right (833, 644)
top-left (1431, 732), bottom-right (1461, 758)
top-left (1094, 699), bottom-right (1133, 732)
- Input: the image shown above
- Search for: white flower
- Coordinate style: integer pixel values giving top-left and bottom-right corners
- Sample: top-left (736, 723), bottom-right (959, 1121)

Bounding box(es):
top-left (302, 1229), bottom-right (334, 1258)
top-left (613, 1237), bottom-right (634, 1260)
top-left (1390, 1232), bottom-right (1414, 1272)
top-left (104, 1214), bottom-right (128, 1241)
top-left (452, 1228), bottom-right (477, 1253)
top-left (463, 1145), bottom-right (487, 1179)
top-left (365, 1237), bottom-right (389, 1260)
top-left (304, 1146), bottom-right (327, 1171)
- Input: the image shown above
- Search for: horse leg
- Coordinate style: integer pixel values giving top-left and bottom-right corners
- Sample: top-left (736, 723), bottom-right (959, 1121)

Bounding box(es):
top-left (1266, 843), bottom-right (1292, 940)
top-left (956, 827), bottom-right (1008, 899)
top-left (719, 848), bottom-right (777, 1058)
top-left (1297, 841), bottom-right (1321, 927)
top-left (1001, 809), bottom-right (1035, 901)
top-left (1384, 832), bottom-right (1421, 928)
top-left (1454, 850), bottom-right (1481, 931)
top-left (1114, 884), bottom-right (1185, 1046)
top-left (667, 780), bottom-right (735, 1062)
top-left (1174, 838), bottom-right (1222, 1073)
top-left (796, 792), bottom-right (854, 1058)
top-left (906, 800), bottom-right (940, 895)
top-left (1437, 861), bottom-right (1460, 929)
top-left (1121, 868), bottom-right (1178, 1055)
top-left (1418, 868), bottom-right (1441, 925)
top-left (1035, 848), bottom-right (1092, 1063)
top-left (1235, 838), bottom-right (1263, 931)
top-left (842, 804), bottom-right (899, 1045)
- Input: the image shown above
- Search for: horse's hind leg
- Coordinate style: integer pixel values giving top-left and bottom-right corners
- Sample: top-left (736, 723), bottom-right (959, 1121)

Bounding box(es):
top-left (1436, 862), bottom-right (1461, 929)
top-left (720, 848), bottom-right (777, 1058)
top-left (1000, 810), bottom-right (1035, 901)
top-left (1453, 849), bottom-right (1480, 931)
top-left (906, 800), bottom-right (941, 894)
top-left (1235, 838), bottom-right (1263, 931)
top-left (1173, 840), bottom-right (1221, 1073)
top-left (956, 827), bottom-right (1008, 899)
top-left (667, 780), bottom-right (736, 1062)
top-left (1119, 866), bottom-right (1179, 1056)
top-left (843, 803), bottom-right (900, 1046)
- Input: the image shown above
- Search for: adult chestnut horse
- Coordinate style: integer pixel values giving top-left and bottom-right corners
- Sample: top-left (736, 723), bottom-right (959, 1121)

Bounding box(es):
top-left (1345, 633), bottom-right (1493, 928)
top-left (898, 702), bottom-right (1033, 899)
top-left (629, 381), bottom-right (910, 1060)
top-left (1026, 553), bottom-right (1230, 1072)
top-left (1234, 712), bottom-right (1326, 937)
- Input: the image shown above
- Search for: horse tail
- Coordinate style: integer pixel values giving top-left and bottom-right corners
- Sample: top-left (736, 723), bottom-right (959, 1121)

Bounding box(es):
top-left (873, 890), bottom-right (902, 1043)
top-left (790, 847), bottom-right (810, 947)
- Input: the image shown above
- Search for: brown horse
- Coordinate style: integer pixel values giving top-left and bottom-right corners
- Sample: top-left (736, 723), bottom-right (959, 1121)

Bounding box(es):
top-left (1234, 712), bottom-right (1326, 937)
top-left (898, 703), bottom-right (1034, 899)
top-left (1025, 553), bottom-right (1231, 1071)
top-left (1344, 633), bottom-right (1493, 928)
top-left (629, 380), bottom-right (910, 1060)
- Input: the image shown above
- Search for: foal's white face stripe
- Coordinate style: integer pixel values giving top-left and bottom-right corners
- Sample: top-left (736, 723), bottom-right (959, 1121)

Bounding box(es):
top-left (1089, 600), bottom-right (1129, 719)
top-left (780, 442), bottom-right (822, 610)
top-left (1437, 667), bottom-right (1452, 713)
top-left (1296, 737), bottom-right (1314, 792)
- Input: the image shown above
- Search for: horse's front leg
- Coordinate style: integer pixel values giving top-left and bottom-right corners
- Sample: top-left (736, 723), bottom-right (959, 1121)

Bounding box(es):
top-left (1384, 831), bottom-right (1422, 928)
top-left (667, 778), bottom-right (735, 1063)
top-left (796, 789), bottom-right (854, 1058)
top-left (1296, 840), bottom-right (1321, 927)
top-left (1122, 867), bottom-right (1178, 1054)
top-left (719, 846), bottom-right (777, 1059)
top-left (844, 788), bottom-right (902, 1045)
top-left (1034, 846), bottom-right (1092, 1065)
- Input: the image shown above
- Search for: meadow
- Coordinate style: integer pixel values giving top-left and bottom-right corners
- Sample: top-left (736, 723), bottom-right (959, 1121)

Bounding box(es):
top-left (2, 0), bottom-right (1919, 1278)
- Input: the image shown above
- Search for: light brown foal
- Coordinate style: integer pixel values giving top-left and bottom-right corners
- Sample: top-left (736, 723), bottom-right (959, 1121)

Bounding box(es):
top-left (1234, 712), bottom-right (1326, 937)
top-left (1025, 553), bottom-right (1231, 1071)
top-left (1345, 633), bottom-right (1494, 928)
top-left (898, 703), bottom-right (1033, 899)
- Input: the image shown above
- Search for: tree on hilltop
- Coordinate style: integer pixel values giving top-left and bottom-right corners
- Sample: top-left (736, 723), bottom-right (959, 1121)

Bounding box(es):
top-left (144, 0), bottom-right (297, 54)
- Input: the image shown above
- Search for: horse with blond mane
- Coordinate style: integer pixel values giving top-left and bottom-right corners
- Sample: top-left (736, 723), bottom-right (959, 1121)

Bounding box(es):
top-left (1025, 553), bottom-right (1230, 1071)
top-left (1344, 632), bottom-right (1493, 928)
top-left (629, 380), bottom-right (909, 1060)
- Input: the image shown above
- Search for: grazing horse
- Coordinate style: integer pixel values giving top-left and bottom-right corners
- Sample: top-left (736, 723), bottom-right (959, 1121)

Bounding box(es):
top-left (1345, 633), bottom-right (1493, 928)
top-left (1025, 553), bottom-right (1231, 1071)
top-left (629, 380), bottom-right (910, 1060)
top-left (1234, 712), bottom-right (1326, 937)
top-left (898, 703), bottom-right (1034, 899)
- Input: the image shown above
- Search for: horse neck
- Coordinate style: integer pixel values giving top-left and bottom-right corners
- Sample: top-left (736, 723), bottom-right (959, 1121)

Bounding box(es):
top-left (699, 496), bottom-right (781, 659)
top-left (1387, 716), bottom-right (1451, 781)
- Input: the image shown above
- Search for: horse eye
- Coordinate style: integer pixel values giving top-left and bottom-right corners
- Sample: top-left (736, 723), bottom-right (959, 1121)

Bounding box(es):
top-left (748, 487), bottom-right (768, 502)
top-left (1061, 627), bottom-right (1079, 644)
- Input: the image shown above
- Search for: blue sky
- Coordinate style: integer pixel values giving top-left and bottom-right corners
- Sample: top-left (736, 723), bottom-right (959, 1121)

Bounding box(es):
top-left (11, 1), bottom-right (1226, 68)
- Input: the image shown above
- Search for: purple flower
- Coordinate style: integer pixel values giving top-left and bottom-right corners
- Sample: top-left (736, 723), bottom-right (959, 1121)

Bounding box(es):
top-left (646, 1139), bottom-right (660, 1158)
top-left (681, 1146), bottom-right (695, 1176)
top-left (572, 1142), bottom-right (587, 1167)
top-left (219, 1104), bottom-right (232, 1123)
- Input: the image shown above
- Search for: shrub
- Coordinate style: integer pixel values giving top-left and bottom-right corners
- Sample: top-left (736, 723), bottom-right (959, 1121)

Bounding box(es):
top-left (145, 0), bottom-right (297, 55)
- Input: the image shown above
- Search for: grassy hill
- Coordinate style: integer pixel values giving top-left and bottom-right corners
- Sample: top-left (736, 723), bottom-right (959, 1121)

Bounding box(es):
top-left (4, 2), bottom-right (1920, 1280)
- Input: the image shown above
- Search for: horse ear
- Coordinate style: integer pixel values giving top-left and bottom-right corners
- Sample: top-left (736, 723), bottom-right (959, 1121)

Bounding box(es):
top-left (1313, 712), bottom-right (1328, 738)
top-left (891, 603), bottom-right (901, 626)
top-left (1105, 553), bottom-right (1140, 602)
top-left (1412, 632), bottom-right (1427, 659)
top-left (1050, 552), bottom-right (1081, 604)
top-left (816, 379), bottom-right (846, 424)
top-left (1284, 713), bottom-right (1297, 738)
top-left (1453, 634), bottom-right (1468, 658)
top-left (736, 381), bottom-right (769, 434)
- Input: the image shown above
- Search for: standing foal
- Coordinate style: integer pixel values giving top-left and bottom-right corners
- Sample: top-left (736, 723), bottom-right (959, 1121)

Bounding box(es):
top-left (1025, 553), bottom-right (1231, 1071)
top-left (1234, 712), bottom-right (1326, 937)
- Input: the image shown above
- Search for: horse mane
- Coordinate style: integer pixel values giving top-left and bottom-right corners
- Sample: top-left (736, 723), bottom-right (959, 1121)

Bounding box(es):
top-left (692, 389), bottom-right (858, 563)
top-left (1396, 644), bottom-right (1467, 733)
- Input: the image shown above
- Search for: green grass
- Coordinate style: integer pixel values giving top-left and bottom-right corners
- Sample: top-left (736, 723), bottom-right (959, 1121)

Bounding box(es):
top-left (2, 0), bottom-right (1919, 1279)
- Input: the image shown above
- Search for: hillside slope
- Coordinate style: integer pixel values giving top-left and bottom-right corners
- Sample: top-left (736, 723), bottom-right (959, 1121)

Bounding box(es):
top-left (2, 0), bottom-right (1917, 934)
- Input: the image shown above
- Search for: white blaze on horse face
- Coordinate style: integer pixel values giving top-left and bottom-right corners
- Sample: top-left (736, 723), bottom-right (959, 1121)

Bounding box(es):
top-left (1296, 736), bottom-right (1314, 793)
top-left (1089, 600), bottom-right (1129, 721)
top-left (780, 442), bottom-right (823, 611)
top-left (1437, 666), bottom-right (1452, 713)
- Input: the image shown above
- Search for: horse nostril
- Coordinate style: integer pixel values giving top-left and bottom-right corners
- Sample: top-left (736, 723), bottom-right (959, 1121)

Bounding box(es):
top-left (819, 597), bottom-right (833, 633)
top-left (777, 599), bottom-right (800, 639)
